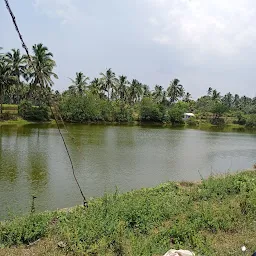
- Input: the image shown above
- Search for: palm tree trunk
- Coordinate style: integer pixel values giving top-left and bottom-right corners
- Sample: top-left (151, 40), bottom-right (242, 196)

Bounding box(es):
top-left (18, 77), bottom-right (22, 104)
top-left (0, 84), bottom-right (3, 116)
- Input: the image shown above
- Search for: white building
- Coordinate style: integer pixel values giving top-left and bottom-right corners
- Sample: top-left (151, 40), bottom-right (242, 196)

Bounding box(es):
top-left (183, 113), bottom-right (195, 120)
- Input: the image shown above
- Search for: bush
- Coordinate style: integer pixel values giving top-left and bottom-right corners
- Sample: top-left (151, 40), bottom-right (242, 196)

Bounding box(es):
top-left (0, 213), bottom-right (52, 246)
top-left (112, 102), bottom-right (133, 122)
top-left (0, 112), bottom-right (17, 121)
top-left (60, 94), bottom-right (103, 122)
top-left (245, 114), bottom-right (256, 128)
top-left (18, 101), bottom-right (49, 121)
top-left (60, 94), bottom-right (134, 123)
top-left (233, 112), bottom-right (246, 125)
top-left (140, 97), bottom-right (163, 122)
top-left (210, 102), bottom-right (228, 119)
top-left (210, 117), bottom-right (225, 125)
top-left (167, 101), bottom-right (189, 125)
top-left (185, 116), bottom-right (198, 126)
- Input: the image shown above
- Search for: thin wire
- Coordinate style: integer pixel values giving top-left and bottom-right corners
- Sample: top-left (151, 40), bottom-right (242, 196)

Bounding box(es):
top-left (4, 0), bottom-right (88, 208)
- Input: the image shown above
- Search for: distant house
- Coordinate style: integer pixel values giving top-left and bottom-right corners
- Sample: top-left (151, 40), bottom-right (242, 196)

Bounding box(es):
top-left (183, 113), bottom-right (195, 120)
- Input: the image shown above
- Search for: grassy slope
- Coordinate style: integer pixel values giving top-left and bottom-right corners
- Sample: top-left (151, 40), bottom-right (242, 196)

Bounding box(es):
top-left (1, 170), bottom-right (256, 256)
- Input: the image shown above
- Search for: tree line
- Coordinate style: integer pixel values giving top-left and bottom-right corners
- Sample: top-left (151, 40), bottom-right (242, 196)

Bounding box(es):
top-left (0, 44), bottom-right (256, 126)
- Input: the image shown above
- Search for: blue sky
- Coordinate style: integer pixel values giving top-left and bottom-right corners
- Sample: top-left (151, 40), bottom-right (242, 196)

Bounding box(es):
top-left (1, 0), bottom-right (256, 98)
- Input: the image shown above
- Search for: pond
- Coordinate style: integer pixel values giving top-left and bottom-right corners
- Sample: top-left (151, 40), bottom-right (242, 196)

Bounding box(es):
top-left (0, 124), bottom-right (255, 219)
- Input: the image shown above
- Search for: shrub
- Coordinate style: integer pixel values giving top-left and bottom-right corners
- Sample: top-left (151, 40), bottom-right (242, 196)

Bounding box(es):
top-left (185, 116), bottom-right (198, 126)
top-left (210, 102), bottom-right (228, 119)
top-left (168, 107), bottom-right (184, 124)
top-left (59, 94), bottom-right (103, 122)
top-left (0, 112), bottom-right (17, 121)
top-left (210, 117), bottom-right (225, 125)
top-left (18, 100), bottom-right (49, 121)
top-left (140, 97), bottom-right (163, 122)
top-left (167, 101), bottom-right (189, 125)
top-left (0, 213), bottom-right (52, 246)
top-left (60, 94), bottom-right (134, 123)
top-left (245, 114), bottom-right (256, 128)
top-left (112, 102), bottom-right (133, 122)
top-left (233, 112), bottom-right (246, 125)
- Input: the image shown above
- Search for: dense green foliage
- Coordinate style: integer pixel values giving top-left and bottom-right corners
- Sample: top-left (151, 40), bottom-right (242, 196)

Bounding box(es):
top-left (1, 171), bottom-right (256, 255)
top-left (1, 45), bottom-right (256, 127)
top-left (0, 44), bottom-right (57, 119)
top-left (18, 100), bottom-right (49, 121)
top-left (60, 93), bottom-right (133, 122)
top-left (140, 97), bottom-right (163, 122)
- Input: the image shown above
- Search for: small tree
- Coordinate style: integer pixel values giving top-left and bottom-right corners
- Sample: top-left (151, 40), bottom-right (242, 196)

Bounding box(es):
top-left (140, 97), bottom-right (163, 122)
top-left (168, 101), bottom-right (189, 124)
top-left (210, 102), bottom-right (228, 125)
top-left (211, 102), bottom-right (228, 119)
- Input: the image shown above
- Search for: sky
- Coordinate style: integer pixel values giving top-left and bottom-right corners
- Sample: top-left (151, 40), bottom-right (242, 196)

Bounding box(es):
top-left (1, 0), bottom-right (256, 98)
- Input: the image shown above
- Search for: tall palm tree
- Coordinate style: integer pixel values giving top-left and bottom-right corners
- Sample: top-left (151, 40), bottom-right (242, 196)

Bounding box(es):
top-left (28, 43), bottom-right (58, 95)
top-left (88, 78), bottom-right (104, 98)
top-left (0, 60), bottom-right (17, 115)
top-left (100, 68), bottom-right (116, 100)
top-left (69, 72), bottom-right (89, 95)
top-left (0, 47), bottom-right (3, 58)
top-left (207, 87), bottom-right (213, 96)
top-left (183, 92), bottom-right (192, 102)
top-left (167, 78), bottom-right (184, 103)
top-left (142, 84), bottom-right (151, 98)
top-left (5, 49), bottom-right (26, 103)
top-left (233, 94), bottom-right (240, 108)
top-left (116, 75), bottom-right (128, 101)
top-left (152, 85), bottom-right (164, 103)
top-left (222, 92), bottom-right (233, 108)
top-left (212, 89), bottom-right (221, 101)
top-left (128, 79), bottom-right (143, 104)
top-left (5, 49), bottom-right (26, 82)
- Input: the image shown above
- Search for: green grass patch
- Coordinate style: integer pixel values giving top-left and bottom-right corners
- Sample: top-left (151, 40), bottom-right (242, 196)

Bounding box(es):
top-left (2, 104), bottom-right (18, 111)
top-left (1, 171), bottom-right (256, 255)
top-left (2, 110), bottom-right (18, 114)
top-left (0, 118), bottom-right (30, 126)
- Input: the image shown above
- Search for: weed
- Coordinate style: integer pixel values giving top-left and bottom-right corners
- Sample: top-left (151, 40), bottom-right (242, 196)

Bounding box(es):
top-left (1, 170), bottom-right (256, 255)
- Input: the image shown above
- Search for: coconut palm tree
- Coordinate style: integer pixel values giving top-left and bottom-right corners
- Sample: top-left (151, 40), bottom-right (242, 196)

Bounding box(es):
top-left (0, 47), bottom-right (3, 58)
top-left (69, 72), bottom-right (89, 95)
top-left (207, 87), bottom-right (213, 96)
top-left (233, 94), bottom-right (240, 109)
top-left (100, 68), bottom-right (116, 100)
top-left (222, 92), bottom-right (233, 108)
top-left (152, 85), bottom-right (164, 103)
top-left (128, 79), bottom-right (143, 104)
top-left (24, 43), bottom-right (58, 104)
top-left (88, 78), bottom-right (103, 97)
top-left (142, 84), bottom-right (151, 98)
top-left (28, 43), bottom-right (58, 91)
top-left (5, 49), bottom-right (26, 103)
top-left (183, 92), bottom-right (192, 103)
top-left (116, 75), bottom-right (128, 101)
top-left (212, 89), bottom-right (221, 101)
top-left (167, 79), bottom-right (184, 103)
top-left (0, 60), bottom-right (17, 115)
top-left (5, 49), bottom-right (26, 82)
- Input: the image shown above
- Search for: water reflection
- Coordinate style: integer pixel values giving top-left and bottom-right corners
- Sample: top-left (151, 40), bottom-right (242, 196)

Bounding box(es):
top-left (0, 123), bottom-right (255, 219)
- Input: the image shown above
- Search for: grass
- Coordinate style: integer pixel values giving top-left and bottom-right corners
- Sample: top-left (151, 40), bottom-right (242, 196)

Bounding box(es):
top-left (0, 118), bottom-right (30, 126)
top-left (1, 170), bottom-right (256, 255)
top-left (2, 104), bottom-right (18, 110)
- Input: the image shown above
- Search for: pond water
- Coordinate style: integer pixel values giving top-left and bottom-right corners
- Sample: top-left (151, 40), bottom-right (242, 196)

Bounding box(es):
top-left (0, 124), bottom-right (255, 219)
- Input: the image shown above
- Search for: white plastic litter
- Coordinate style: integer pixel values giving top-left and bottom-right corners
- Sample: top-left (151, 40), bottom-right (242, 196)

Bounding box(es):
top-left (163, 249), bottom-right (195, 256)
top-left (241, 245), bottom-right (246, 252)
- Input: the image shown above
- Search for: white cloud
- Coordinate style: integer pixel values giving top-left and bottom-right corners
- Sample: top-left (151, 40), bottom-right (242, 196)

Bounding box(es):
top-left (147, 0), bottom-right (256, 56)
top-left (33, 0), bottom-right (84, 24)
